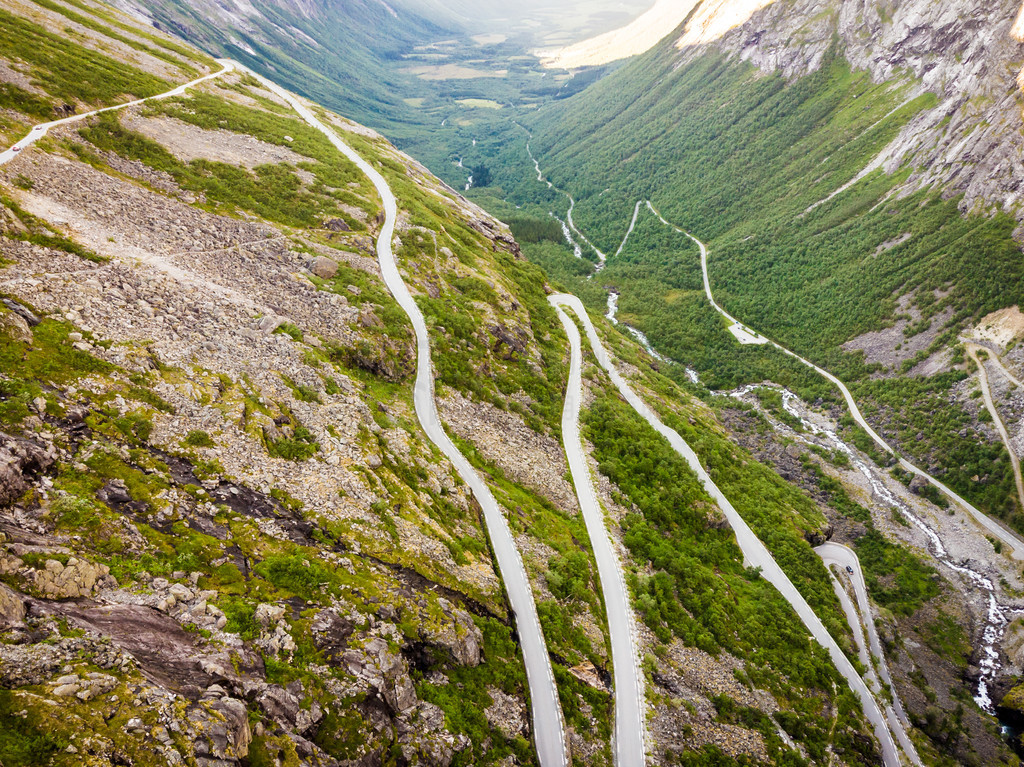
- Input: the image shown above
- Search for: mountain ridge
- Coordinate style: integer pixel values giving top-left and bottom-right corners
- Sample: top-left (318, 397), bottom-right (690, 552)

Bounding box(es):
top-left (4, 0), bottom-right (1024, 765)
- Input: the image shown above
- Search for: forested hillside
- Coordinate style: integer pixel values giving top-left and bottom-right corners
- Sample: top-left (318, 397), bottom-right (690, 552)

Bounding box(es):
top-left (0, 0), bottom-right (926, 765)
top-left (477, 29), bottom-right (1024, 533)
top-left (447, 6), bottom-right (1024, 760)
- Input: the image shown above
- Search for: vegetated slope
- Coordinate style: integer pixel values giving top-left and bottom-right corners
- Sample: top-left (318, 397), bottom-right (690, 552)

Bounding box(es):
top-left (451, 4), bottom-right (1024, 758)
top-left (0, 3), bottom-right (916, 766)
top-left (499, 2), bottom-right (1024, 534)
top-left (0, 3), bottom-right (598, 763)
top-left (117, 0), bottom-right (636, 184)
top-left (0, 0), bottom-right (216, 147)
top-left (120, 0), bottom-right (450, 131)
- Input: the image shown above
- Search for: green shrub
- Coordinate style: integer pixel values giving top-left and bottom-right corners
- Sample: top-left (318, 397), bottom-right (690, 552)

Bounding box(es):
top-left (255, 553), bottom-right (340, 602)
top-left (184, 429), bottom-right (216, 448)
top-left (0, 690), bottom-right (69, 766)
top-left (854, 529), bottom-right (940, 615)
top-left (114, 412), bottom-right (153, 444)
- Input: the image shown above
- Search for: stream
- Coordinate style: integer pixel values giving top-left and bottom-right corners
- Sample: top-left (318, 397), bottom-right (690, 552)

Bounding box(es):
top-left (733, 383), bottom-right (1021, 715)
top-left (518, 129), bottom-right (1024, 750)
top-left (605, 291), bottom-right (669, 363)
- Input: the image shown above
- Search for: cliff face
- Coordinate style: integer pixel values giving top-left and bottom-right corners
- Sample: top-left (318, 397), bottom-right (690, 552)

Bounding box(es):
top-left (676, 0), bottom-right (1024, 222)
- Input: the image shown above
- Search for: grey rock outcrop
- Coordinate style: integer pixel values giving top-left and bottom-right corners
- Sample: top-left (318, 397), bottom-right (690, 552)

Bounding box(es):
top-left (310, 607), bottom-right (354, 661)
top-left (0, 432), bottom-right (55, 507)
top-left (0, 307), bottom-right (32, 344)
top-left (343, 637), bottom-right (418, 713)
top-left (419, 598), bottom-right (482, 667)
top-left (397, 702), bottom-right (469, 766)
top-left (1, 298), bottom-right (40, 326)
top-left (678, 0), bottom-right (1024, 223)
top-left (0, 582), bottom-right (25, 629)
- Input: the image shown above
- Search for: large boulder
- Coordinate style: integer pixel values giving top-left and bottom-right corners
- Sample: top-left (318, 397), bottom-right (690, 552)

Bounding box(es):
top-left (0, 298), bottom-right (40, 327)
top-left (190, 695), bottom-right (253, 765)
top-left (0, 308), bottom-right (32, 344)
top-left (310, 256), bottom-right (339, 279)
top-left (397, 702), bottom-right (469, 766)
top-left (310, 608), bottom-right (354, 662)
top-left (0, 582), bottom-right (25, 629)
top-left (344, 637), bottom-right (418, 713)
top-left (419, 599), bottom-right (482, 667)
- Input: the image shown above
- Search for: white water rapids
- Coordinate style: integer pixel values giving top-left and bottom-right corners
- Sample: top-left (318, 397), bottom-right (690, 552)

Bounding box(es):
top-left (519, 128), bottom-right (1023, 738)
top-left (605, 292), bottom-right (670, 363)
top-left (734, 383), bottom-right (1021, 713)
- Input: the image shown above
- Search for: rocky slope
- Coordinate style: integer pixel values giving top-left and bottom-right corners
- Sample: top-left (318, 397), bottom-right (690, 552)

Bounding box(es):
top-left (690, 0), bottom-right (1024, 225)
top-left (0, 1), bottom-right (994, 766)
top-left (553, 0), bottom-right (1024, 226)
top-left (0, 2), bottom-right (600, 764)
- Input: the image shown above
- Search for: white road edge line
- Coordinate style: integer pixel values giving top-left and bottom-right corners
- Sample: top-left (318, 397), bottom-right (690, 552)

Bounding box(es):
top-left (551, 293), bottom-right (911, 767)
top-left (551, 299), bottom-right (646, 767)
top-left (235, 63), bottom-right (570, 767)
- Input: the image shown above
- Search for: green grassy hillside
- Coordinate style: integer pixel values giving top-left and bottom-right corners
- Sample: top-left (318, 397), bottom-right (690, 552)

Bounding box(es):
top-left (474, 43), bottom-right (1024, 529)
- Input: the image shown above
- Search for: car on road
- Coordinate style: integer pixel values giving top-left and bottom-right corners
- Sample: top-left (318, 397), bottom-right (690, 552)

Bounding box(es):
top-left (11, 146), bottom-right (20, 152)
top-left (846, 565), bottom-right (854, 574)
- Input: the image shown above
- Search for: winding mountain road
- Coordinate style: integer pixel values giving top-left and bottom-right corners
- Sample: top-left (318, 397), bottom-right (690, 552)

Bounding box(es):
top-left (0, 62), bottom-right (234, 166)
top-left (816, 544), bottom-right (914, 745)
top-left (550, 294), bottom-right (909, 767)
top-left (242, 67), bottom-right (569, 767)
top-left (679, 220), bottom-right (1024, 561)
top-left (519, 147), bottom-right (920, 762)
top-left (966, 343), bottom-right (1024, 513)
top-left (3, 57), bottom-right (572, 767)
top-left (551, 299), bottom-right (646, 767)
top-left (989, 351), bottom-right (1024, 391)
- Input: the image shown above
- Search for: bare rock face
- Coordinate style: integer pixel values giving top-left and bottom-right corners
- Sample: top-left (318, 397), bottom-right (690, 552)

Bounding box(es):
top-left (189, 694), bottom-right (254, 765)
top-left (419, 598), bottom-right (482, 668)
top-left (0, 307), bottom-right (32, 344)
top-left (0, 432), bottom-right (55, 507)
top-left (310, 607), bottom-right (355, 662)
top-left (344, 637), bottom-right (418, 713)
top-left (397, 702), bottom-right (469, 766)
top-left (568, 660), bottom-right (610, 692)
top-left (43, 601), bottom-right (248, 692)
top-left (678, 0), bottom-right (1024, 222)
top-left (0, 582), bottom-right (25, 629)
